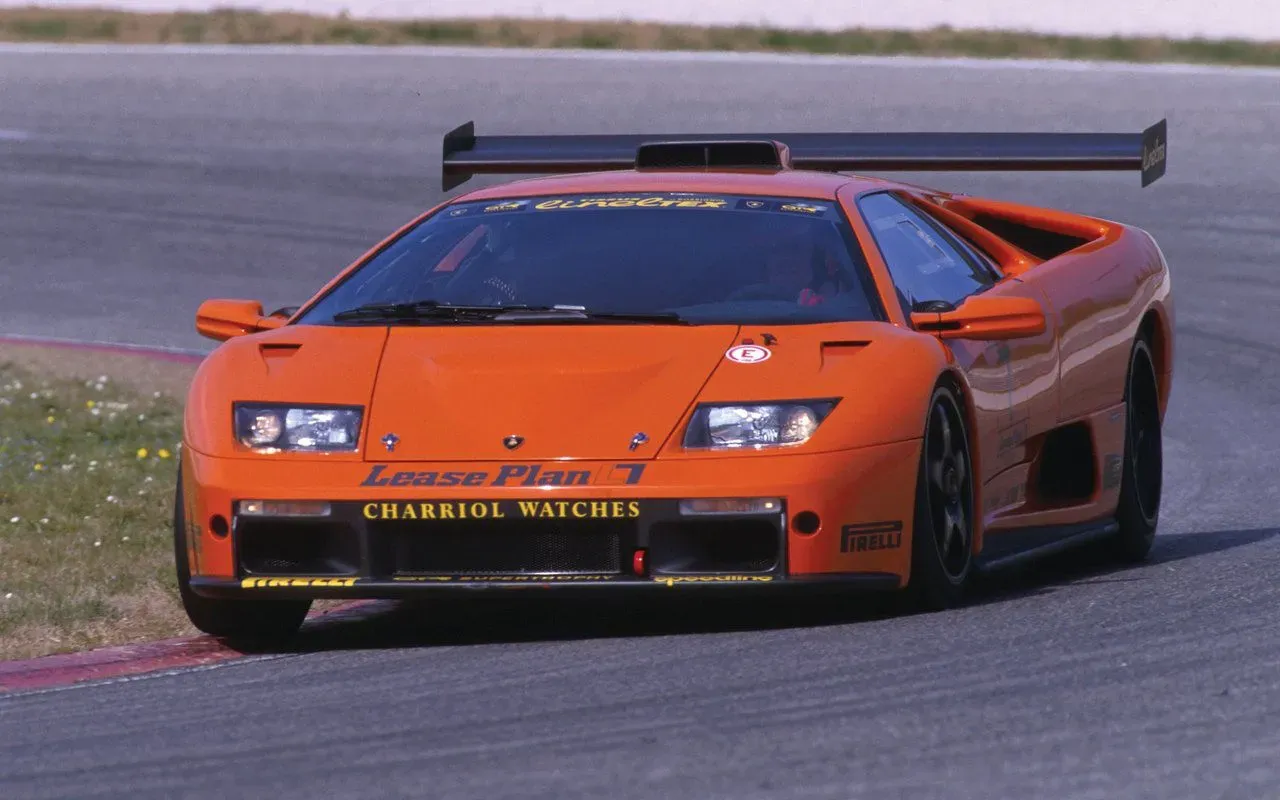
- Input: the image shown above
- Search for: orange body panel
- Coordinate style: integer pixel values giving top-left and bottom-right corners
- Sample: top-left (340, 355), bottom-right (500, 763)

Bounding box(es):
top-left (184, 165), bottom-right (1175, 596)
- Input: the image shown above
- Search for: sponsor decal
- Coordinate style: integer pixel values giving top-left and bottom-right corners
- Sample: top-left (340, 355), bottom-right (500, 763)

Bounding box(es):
top-left (359, 462), bottom-right (646, 488)
top-left (241, 577), bottom-right (359, 588)
top-left (1143, 140), bottom-right (1166, 172)
top-left (997, 420), bottom-right (1029, 455)
top-left (736, 199), bottom-right (772, 211)
top-left (779, 203), bottom-right (827, 215)
top-left (983, 484), bottom-right (1025, 513)
top-left (448, 208), bottom-right (470, 217)
top-left (362, 499), bottom-right (642, 520)
top-left (394, 574), bottom-right (616, 583)
top-left (654, 575), bottom-right (774, 584)
top-left (725, 344), bottom-right (772, 364)
top-left (840, 521), bottom-right (904, 554)
top-left (1103, 453), bottom-right (1123, 490)
top-left (534, 196), bottom-right (728, 211)
top-left (483, 200), bottom-right (527, 213)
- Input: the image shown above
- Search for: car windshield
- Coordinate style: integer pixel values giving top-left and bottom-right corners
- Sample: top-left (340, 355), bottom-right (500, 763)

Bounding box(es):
top-left (296, 192), bottom-right (886, 326)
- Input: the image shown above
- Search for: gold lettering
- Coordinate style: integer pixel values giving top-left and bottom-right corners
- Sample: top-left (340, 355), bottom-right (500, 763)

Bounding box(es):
top-left (469, 502), bottom-right (488, 519)
top-left (628, 501), bottom-right (640, 518)
top-left (362, 503), bottom-right (378, 519)
top-left (535, 200), bottom-right (563, 209)
top-left (572, 501), bottom-right (588, 518)
top-left (491, 501), bottom-right (505, 518)
top-left (539, 503), bottom-right (556, 518)
top-left (518, 500), bottom-right (540, 517)
top-left (591, 500), bottom-right (609, 518)
top-left (611, 501), bottom-right (624, 518)
top-left (439, 503), bottom-right (456, 519)
top-left (419, 503), bottom-right (436, 520)
top-left (401, 503), bottom-right (417, 520)
top-left (380, 502), bottom-right (398, 520)
top-left (653, 575), bottom-right (774, 584)
top-left (242, 576), bottom-right (359, 588)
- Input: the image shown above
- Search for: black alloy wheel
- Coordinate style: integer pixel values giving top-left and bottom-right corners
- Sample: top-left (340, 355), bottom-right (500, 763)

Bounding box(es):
top-left (906, 383), bottom-right (975, 610)
top-left (1109, 336), bottom-right (1163, 562)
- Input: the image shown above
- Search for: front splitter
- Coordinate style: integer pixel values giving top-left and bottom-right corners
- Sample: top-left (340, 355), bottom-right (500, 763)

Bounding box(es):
top-left (189, 572), bottom-right (902, 599)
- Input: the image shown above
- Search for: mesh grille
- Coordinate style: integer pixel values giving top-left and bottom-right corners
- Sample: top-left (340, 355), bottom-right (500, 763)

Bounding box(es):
top-left (386, 520), bottom-right (625, 576)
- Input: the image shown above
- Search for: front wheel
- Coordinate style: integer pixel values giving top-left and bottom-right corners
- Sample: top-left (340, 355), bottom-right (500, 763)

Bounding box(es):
top-left (173, 472), bottom-right (310, 647)
top-left (904, 383), bottom-right (976, 611)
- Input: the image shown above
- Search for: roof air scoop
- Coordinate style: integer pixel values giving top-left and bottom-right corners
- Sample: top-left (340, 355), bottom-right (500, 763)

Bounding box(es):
top-left (635, 140), bottom-right (792, 170)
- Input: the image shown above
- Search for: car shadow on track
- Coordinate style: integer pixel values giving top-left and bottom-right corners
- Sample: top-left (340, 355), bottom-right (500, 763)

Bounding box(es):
top-left (258, 526), bottom-right (1278, 655)
top-left (967, 526), bottom-right (1280, 600)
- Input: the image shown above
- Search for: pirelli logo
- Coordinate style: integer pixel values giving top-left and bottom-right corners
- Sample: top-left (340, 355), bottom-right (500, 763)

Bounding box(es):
top-left (840, 521), bottom-right (904, 554)
top-left (241, 577), bottom-right (358, 588)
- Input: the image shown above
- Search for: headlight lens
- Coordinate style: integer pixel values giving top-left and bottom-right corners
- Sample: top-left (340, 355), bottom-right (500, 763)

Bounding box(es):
top-left (233, 404), bottom-right (363, 451)
top-left (683, 400), bottom-right (838, 449)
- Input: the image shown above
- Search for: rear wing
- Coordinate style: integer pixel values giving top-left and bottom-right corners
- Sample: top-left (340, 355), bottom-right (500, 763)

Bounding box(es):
top-left (441, 118), bottom-right (1167, 191)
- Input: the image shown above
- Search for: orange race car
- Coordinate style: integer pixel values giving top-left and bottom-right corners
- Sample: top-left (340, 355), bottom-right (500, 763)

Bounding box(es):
top-left (176, 118), bottom-right (1173, 643)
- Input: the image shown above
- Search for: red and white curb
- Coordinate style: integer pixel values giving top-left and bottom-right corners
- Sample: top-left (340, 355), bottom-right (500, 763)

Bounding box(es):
top-left (0, 602), bottom-right (379, 693)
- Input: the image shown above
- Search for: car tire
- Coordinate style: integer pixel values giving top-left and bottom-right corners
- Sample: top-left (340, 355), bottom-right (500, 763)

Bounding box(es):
top-left (1105, 336), bottom-right (1163, 563)
top-left (172, 470), bottom-right (310, 647)
top-left (904, 382), bottom-right (976, 611)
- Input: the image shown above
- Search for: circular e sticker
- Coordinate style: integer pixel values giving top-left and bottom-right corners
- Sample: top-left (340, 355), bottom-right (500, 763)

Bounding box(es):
top-left (726, 344), bottom-right (772, 364)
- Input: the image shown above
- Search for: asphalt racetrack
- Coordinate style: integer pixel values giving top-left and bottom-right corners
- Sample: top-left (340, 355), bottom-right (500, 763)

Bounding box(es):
top-left (3, 46), bottom-right (1280, 799)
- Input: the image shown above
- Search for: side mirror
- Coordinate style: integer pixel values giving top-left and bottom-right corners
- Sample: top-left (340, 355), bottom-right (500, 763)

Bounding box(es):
top-left (195, 299), bottom-right (287, 342)
top-left (910, 295), bottom-right (1046, 340)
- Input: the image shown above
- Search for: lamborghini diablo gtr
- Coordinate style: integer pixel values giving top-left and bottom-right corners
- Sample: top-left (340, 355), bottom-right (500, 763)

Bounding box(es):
top-left (176, 119), bottom-right (1173, 643)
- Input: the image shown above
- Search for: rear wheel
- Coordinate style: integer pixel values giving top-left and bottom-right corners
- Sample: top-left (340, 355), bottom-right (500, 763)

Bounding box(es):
top-left (173, 471), bottom-right (310, 647)
top-left (904, 383), bottom-right (976, 611)
top-left (1106, 336), bottom-right (1163, 562)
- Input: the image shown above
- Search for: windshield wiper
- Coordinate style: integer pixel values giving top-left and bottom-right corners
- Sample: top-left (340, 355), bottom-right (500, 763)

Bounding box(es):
top-left (332, 301), bottom-right (688, 325)
top-left (332, 301), bottom-right (550, 323)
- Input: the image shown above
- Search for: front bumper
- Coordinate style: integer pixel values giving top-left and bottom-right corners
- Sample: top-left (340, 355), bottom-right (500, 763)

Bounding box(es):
top-left (181, 440), bottom-right (921, 597)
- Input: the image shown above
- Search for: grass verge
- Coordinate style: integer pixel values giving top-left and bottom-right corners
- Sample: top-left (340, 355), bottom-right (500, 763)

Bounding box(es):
top-left (0, 346), bottom-right (196, 661)
top-left (0, 6), bottom-right (1278, 67)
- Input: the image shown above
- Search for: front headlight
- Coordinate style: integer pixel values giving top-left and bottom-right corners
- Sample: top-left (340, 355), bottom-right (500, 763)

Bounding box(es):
top-left (683, 400), bottom-right (838, 450)
top-left (233, 404), bottom-right (363, 452)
